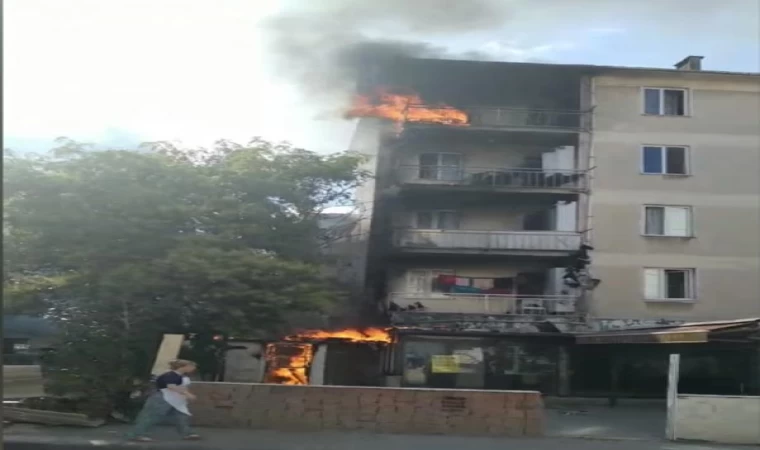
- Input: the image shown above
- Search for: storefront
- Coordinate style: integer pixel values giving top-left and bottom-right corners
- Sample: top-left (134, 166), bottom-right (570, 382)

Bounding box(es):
top-left (389, 329), bottom-right (573, 395)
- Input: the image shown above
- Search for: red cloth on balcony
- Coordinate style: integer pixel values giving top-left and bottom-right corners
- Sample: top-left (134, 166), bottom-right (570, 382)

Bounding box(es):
top-left (437, 274), bottom-right (456, 286)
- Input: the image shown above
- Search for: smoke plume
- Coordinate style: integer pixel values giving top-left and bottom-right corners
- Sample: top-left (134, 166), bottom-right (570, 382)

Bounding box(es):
top-left (264, 0), bottom-right (757, 103)
top-left (263, 0), bottom-right (512, 102)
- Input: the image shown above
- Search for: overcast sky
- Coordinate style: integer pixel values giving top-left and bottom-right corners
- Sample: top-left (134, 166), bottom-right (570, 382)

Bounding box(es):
top-left (5, 0), bottom-right (759, 153)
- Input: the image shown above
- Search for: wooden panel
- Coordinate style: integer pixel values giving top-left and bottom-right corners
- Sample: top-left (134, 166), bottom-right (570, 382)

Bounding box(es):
top-left (151, 334), bottom-right (184, 375)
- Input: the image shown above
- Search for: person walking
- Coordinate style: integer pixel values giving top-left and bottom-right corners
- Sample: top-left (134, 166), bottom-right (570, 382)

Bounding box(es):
top-left (126, 359), bottom-right (201, 442)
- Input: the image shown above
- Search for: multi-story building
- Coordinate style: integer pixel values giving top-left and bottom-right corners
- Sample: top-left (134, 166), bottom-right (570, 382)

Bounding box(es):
top-left (349, 55), bottom-right (760, 331)
top-left (344, 56), bottom-right (759, 394)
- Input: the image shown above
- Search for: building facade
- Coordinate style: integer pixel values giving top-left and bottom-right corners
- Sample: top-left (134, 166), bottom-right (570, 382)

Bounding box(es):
top-left (349, 56), bottom-right (760, 330)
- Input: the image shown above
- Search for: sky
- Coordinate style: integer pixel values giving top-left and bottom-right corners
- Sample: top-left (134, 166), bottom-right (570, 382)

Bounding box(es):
top-left (5, 0), bottom-right (760, 154)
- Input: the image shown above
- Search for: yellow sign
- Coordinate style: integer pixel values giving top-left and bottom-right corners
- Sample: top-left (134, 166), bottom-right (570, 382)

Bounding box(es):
top-left (431, 355), bottom-right (460, 373)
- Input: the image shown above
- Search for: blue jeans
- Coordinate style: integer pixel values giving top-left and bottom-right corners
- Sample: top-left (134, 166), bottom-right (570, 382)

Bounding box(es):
top-left (126, 392), bottom-right (192, 438)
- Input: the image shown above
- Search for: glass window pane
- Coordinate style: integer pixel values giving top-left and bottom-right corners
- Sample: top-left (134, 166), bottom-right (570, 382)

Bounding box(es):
top-left (416, 212), bottom-right (433, 229)
top-left (665, 147), bottom-right (687, 174)
top-left (645, 207), bottom-right (665, 235)
top-left (663, 90), bottom-right (685, 116)
top-left (644, 89), bottom-right (661, 114)
top-left (665, 270), bottom-right (687, 298)
top-left (419, 153), bottom-right (439, 165)
top-left (644, 269), bottom-right (661, 299)
top-left (642, 147), bottom-right (663, 173)
top-left (664, 207), bottom-right (690, 237)
top-left (438, 212), bottom-right (460, 230)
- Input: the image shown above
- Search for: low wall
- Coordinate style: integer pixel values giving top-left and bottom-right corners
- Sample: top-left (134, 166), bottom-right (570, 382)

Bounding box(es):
top-left (674, 395), bottom-right (760, 444)
top-left (191, 382), bottom-right (544, 437)
top-left (3, 365), bottom-right (44, 399)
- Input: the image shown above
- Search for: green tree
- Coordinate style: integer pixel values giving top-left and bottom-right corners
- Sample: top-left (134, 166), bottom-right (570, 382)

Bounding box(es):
top-left (3, 138), bottom-right (367, 416)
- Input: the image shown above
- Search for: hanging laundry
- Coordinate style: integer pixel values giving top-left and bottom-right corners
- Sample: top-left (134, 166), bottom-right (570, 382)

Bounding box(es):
top-left (437, 274), bottom-right (456, 286)
top-left (472, 278), bottom-right (495, 290)
top-left (451, 285), bottom-right (483, 294)
top-left (455, 277), bottom-right (470, 286)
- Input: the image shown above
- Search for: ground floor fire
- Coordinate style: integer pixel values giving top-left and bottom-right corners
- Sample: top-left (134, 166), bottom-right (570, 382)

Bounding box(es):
top-left (223, 319), bottom-right (760, 399)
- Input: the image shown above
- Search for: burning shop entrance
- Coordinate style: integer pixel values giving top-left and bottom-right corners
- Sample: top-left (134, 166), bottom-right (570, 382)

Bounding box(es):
top-left (262, 328), bottom-right (392, 386)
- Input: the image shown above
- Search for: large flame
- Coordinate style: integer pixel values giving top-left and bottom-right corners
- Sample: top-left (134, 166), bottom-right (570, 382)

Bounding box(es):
top-left (345, 87), bottom-right (468, 127)
top-left (263, 327), bottom-right (392, 385)
top-left (284, 327), bottom-right (392, 343)
top-left (263, 342), bottom-right (311, 385)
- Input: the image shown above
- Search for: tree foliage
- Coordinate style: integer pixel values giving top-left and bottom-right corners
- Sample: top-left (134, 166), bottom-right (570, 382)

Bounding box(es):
top-left (3, 138), bottom-right (368, 416)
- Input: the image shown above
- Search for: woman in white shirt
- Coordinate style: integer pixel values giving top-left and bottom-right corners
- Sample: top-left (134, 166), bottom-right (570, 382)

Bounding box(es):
top-left (126, 359), bottom-right (201, 442)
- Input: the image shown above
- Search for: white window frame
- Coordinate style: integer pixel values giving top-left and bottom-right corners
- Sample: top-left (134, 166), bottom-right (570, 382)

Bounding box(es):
top-left (641, 205), bottom-right (694, 237)
top-left (642, 268), bottom-right (696, 302)
top-left (640, 145), bottom-right (691, 176)
top-left (413, 210), bottom-right (459, 230)
top-left (641, 87), bottom-right (690, 116)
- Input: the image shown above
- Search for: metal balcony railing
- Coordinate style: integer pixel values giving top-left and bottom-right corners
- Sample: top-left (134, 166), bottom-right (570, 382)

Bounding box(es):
top-left (390, 292), bottom-right (579, 316)
top-left (404, 105), bottom-right (589, 132)
top-left (394, 229), bottom-right (581, 252)
top-left (397, 165), bottom-right (587, 191)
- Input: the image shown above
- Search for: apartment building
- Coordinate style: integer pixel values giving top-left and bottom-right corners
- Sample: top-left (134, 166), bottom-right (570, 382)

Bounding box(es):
top-left (349, 55), bottom-right (760, 331)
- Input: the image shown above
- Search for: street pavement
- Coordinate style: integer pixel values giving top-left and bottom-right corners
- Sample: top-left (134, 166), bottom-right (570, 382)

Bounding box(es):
top-left (3, 424), bottom-right (751, 450)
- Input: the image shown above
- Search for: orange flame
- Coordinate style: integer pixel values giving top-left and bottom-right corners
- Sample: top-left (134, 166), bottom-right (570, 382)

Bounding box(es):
top-left (264, 342), bottom-right (311, 385)
top-left (284, 327), bottom-right (392, 343)
top-left (345, 87), bottom-right (468, 127)
top-left (263, 328), bottom-right (392, 385)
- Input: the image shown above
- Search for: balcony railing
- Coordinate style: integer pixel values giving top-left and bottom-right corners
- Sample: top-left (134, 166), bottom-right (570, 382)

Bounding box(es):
top-left (397, 166), bottom-right (587, 191)
top-left (404, 105), bottom-right (588, 132)
top-left (390, 292), bottom-right (579, 316)
top-left (394, 229), bottom-right (581, 253)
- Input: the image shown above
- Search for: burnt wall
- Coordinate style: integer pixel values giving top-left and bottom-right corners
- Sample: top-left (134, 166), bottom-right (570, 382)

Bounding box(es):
top-left (360, 58), bottom-right (583, 109)
top-left (191, 383), bottom-right (544, 437)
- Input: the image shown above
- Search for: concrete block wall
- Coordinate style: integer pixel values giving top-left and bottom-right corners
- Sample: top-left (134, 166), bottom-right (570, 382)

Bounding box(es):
top-left (190, 382), bottom-right (544, 437)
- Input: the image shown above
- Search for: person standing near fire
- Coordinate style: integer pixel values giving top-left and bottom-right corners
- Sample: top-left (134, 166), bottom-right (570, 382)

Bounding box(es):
top-left (126, 359), bottom-right (202, 442)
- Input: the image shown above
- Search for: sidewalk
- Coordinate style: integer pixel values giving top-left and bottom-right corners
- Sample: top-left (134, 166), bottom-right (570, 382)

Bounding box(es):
top-left (3, 424), bottom-right (750, 450)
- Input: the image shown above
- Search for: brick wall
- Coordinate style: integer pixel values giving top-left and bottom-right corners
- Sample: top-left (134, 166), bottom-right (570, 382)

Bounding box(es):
top-left (190, 382), bottom-right (544, 437)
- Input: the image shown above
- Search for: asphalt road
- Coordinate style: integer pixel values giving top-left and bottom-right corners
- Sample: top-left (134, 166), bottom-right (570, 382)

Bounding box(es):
top-left (3, 424), bottom-right (751, 450)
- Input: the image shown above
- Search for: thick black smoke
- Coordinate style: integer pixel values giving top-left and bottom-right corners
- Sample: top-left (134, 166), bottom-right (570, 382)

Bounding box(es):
top-left (263, 0), bottom-right (756, 103)
top-left (263, 0), bottom-right (512, 102)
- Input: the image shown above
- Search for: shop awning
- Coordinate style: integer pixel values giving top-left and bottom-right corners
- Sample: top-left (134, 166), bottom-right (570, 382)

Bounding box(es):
top-left (576, 318), bottom-right (760, 345)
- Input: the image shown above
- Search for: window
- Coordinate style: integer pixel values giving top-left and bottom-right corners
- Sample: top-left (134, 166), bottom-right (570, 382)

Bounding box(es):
top-left (644, 206), bottom-right (692, 237)
top-left (644, 268), bottom-right (695, 300)
top-left (643, 88), bottom-right (688, 116)
top-left (415, 211), bottom-right (459, 230)
top-left (642, 146), bottom-right (688, 175)
top-left (418, 153), bottom-right (462, 181)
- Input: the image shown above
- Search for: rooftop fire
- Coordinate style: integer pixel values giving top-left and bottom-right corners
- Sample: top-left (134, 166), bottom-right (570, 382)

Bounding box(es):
top-left (345, 87), bottom-right (468, 127)
top-left (263, 327), bottom-right (391, 385)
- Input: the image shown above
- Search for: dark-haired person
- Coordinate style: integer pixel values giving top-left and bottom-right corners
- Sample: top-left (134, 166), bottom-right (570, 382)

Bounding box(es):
top-left (126, 359), bottom-right (201, 442)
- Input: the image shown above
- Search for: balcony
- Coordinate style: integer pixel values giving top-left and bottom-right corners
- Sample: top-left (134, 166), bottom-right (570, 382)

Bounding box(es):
top-left (393, 229), bottom-right (581, 256)
top-left (390, 292), bottom-right (579, 317)
top-left (396, 166), bottom-right (587, 193)
top-left (404, 105), bottom-right (589, 133)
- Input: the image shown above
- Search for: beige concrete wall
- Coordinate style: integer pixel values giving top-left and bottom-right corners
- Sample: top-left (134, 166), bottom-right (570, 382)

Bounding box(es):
top-left (3, 365), bottom-right (44, 399)
top-left (589, 72), bottom-right (760, 320)
top-left (393, 207), bottom-right (544, 231)
top-left (674, 395), bottom-right (760, 444)
top-left (190, 382), bottom-right (544, 436)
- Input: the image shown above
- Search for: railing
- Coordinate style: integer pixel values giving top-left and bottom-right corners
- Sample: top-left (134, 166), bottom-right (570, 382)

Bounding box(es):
top-left (396, 165), bottom-right (587, 191)
top-left (404, 105), bottom-right (588, 131)
top-left (390, 292), bottom-right (579, 316)
top-left (394, 229), bottom-right (581, 252)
